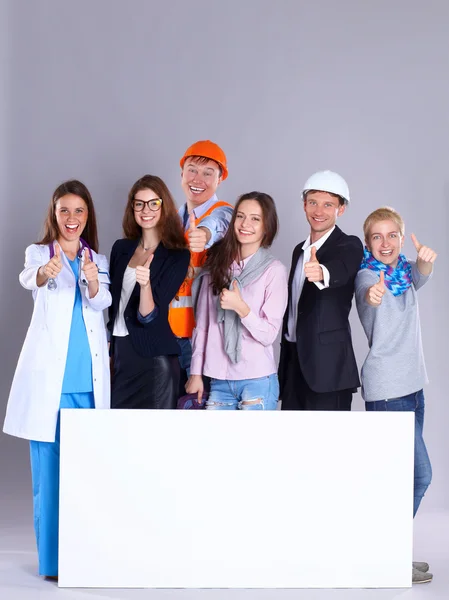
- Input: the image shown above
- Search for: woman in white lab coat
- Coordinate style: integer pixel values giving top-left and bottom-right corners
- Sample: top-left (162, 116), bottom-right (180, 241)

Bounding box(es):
top-left (3, 180), bottom-right (111, 580)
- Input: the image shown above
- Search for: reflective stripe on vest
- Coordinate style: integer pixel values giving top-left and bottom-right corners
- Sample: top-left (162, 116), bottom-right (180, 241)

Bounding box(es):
top-left (168, 200), bottom-right (232, 338)
top-left (170, 295), bottom-right (193, 309)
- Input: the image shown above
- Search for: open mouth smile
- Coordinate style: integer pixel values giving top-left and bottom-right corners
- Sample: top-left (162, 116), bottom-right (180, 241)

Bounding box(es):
top-left (189, 186), bottom-right (205, 195)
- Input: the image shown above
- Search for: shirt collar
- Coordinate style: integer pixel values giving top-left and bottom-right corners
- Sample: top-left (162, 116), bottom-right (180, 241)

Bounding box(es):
top-left (302, 226), bottom-right (335, 252)
top-left (232, 253), bottom-right (255, 272)
top-left (179, 193), bottom-right (219, 222)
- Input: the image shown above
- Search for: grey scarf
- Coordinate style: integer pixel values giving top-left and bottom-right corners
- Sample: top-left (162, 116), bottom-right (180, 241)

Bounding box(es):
top-left (192, 247), bottom-right (276, 364)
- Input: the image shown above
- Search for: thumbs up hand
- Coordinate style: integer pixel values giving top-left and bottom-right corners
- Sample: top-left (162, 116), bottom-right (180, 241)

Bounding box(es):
top-left (188, 212), bottom-right (210, 253)
top-left (54, 242), bottom-right (61, 262)
top-left (220, 280), bottom-right (250, 317)
top-left (366, 270), bottom-right (386, 306)
top-left (81, 248), bottom-right (99, 283)
top-left (42, 242), bottom-right (63, 279)
top-left (304, 246), bottom-right (324, 282)
top-left (136, 254), bottom-right (154, 288)
top-left (411, 233), bottom-right (437, 275)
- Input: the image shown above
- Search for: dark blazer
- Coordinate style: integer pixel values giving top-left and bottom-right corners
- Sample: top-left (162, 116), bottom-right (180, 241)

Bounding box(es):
top-left (108, 239), bottom-right (190, 358)
top-left (278, 226), bottom-right (363, 394)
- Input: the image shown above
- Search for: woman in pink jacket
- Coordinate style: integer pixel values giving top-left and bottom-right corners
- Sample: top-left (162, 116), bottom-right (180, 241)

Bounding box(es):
top-left (186, 192), bottom-right (288, 410)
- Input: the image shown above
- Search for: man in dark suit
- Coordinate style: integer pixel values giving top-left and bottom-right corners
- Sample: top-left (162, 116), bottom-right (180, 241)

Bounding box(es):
top-left (279, 170), bottom-right (363, 411)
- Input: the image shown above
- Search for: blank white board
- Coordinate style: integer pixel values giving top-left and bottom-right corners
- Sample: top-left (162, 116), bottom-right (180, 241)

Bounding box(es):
top-left (59, 410), bottom-right (414, 588)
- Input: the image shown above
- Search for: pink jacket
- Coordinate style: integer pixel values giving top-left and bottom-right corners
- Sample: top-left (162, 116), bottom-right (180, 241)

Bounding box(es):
top-left (190, 257), bottom-right (288, 380)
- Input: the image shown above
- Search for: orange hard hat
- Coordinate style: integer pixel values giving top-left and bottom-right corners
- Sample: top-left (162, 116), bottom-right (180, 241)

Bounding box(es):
top-left (180, 140), bottom-right (228, 181)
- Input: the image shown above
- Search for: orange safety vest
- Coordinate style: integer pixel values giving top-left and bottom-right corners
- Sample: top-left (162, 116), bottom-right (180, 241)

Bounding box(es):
top-left (169, 201), bottom-right (232, 338)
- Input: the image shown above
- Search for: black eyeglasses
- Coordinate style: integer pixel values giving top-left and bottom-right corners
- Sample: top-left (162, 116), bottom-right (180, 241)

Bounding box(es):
top-left (132, 199), bottom-right (163, 212)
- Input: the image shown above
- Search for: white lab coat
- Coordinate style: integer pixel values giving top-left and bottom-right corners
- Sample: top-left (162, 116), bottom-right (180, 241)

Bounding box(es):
top-left (3, 243), bottom-right (112, 442)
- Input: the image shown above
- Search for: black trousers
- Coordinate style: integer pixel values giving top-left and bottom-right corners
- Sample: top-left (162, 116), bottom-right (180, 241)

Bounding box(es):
top-left (111, 335), bottom-right (180, 409)
top-left (281, 342), bottom-right (352, 411)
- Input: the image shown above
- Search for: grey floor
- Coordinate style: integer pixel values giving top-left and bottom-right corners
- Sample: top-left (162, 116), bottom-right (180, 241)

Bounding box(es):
top-left (1, 444), bottom-right (448, 599)
top-left (1, 490), bottom-right (448, 600)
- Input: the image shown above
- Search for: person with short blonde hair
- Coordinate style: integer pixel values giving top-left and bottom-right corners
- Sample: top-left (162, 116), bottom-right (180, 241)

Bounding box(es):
top-left (362, 206), bottom-right (405, 240)
top-left (355, 206), bottom-right (437, 584)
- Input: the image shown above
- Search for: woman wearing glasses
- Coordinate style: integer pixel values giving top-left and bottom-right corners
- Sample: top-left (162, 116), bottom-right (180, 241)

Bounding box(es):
top-left (109, 174), bottom-right (190, 410)
top-left (3, 180), bottom-right (111, 580)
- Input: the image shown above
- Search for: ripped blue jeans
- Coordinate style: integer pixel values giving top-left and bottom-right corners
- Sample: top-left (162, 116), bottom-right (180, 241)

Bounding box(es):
top-left (206, 374), bottom-right (279, 410)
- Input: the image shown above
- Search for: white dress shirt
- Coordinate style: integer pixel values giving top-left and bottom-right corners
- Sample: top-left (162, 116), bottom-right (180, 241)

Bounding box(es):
top-left (113, 266), bottom-right (136, 336)
top-left (285, 227), bottom-right (335, 342)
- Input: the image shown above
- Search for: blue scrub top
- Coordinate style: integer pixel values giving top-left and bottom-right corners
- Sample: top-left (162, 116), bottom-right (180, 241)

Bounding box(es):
top-left (61, 258), bottom-right (94, 393)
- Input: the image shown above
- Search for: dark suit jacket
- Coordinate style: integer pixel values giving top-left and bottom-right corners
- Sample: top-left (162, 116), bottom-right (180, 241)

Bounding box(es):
top-left (108, 239), bottom-right (190, 358)
top-left (278, 226), bottom-right (363, 394)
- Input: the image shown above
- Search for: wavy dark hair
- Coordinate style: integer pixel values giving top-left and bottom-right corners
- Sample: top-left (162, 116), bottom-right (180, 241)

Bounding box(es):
top-left (205, 191), bottom-right (278, 294)
top-left (122, 174), bottom-right (187, 250)
top-left (37, 180), bottom-right (98, 252)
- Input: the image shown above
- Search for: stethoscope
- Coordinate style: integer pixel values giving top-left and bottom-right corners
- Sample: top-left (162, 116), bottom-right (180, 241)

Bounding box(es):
top-left (47, 238), bottom-right (94, 290)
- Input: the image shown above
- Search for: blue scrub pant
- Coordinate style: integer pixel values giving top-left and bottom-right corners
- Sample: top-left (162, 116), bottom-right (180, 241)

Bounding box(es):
top-left (29, 392), bottom-right (94, 577)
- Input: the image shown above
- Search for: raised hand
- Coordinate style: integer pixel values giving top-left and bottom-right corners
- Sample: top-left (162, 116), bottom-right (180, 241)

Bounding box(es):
top-left (42, 242), bottom-right (63, 279)
top-left (304, 246), bottom-right (324, 283)
top-left (411, 233), bottom-right (437, 265)
top-left (81, 248), bottom-right (99, 283)
top-left (135, 254), bottom-right (153, 288)
top-left (220, 280), bottom-right (250, 317)
top-left (188, 212), bottom-right (209, 253)
top-left (366, 270), bottom-right (386, 306)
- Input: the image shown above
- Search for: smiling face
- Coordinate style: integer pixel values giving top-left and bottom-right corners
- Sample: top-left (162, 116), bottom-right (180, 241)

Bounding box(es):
top-left (55, 194), bottom-right (88, 244)
top-left (234, 199), bottom-right (265, 252)
top-left (133, 188), bottom-right (162, 231)
top-left (366, 219), bottom-right (404, 268)
top-left (303, 191), bottom-right (345, 241)
top-left (181, 157), bottom-right (222, 207)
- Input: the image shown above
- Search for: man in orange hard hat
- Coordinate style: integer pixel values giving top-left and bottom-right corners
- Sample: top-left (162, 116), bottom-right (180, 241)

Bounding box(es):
top-left (169, 140), bottom-right (233, 395)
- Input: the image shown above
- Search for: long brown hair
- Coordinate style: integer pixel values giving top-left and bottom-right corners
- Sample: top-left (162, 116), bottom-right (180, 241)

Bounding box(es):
top-left (37, 180), bottom-right (99, 252)
top-left (205, 192), bottom-right (279, 294)
top-left (122, 174), bottom-right (187, 250)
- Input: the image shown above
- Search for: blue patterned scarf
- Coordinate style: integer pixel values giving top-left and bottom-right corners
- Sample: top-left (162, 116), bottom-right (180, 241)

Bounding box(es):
top-left (360, 248), bottom-right (412, 296)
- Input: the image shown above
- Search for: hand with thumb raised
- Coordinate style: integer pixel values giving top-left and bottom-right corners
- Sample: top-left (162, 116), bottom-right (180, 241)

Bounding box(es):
top-left (82, 248), bottom-right (99, 282)
top-left (144, 254), bottom-right (154, 269)
top-left (219, 280), bottom-right (249, 317)
top-left (304, 245), bottom-right (323, 282)
top-left (136, 254), bottom-right (153, 287)
top-left (42, 241), bottom-right (63, 280)
top-left (411, 232), bottom-right (437, 268)
top-left (411, 233), bottom-right (422, 253)
top-left (367, 270), bottom-right (386, 306)
top-left (188, 211), bottom-right (210, 253)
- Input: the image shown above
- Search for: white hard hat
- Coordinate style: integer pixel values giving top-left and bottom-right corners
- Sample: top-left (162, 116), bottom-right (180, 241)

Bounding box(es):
top-left (302, 170), bottom-right (350, 203)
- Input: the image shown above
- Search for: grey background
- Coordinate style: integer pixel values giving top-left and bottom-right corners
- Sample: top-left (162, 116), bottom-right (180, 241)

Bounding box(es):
top-left (1, 0), bottom-right (448, 527)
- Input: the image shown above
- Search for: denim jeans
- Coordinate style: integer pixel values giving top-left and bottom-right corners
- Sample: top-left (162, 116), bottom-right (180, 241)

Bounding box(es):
top-left (365, 389), bottom-right (432, 517)
top-left (206, 374), bottom-right (279, 410)
top-left (177, 337), bottom-right (192, 376)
